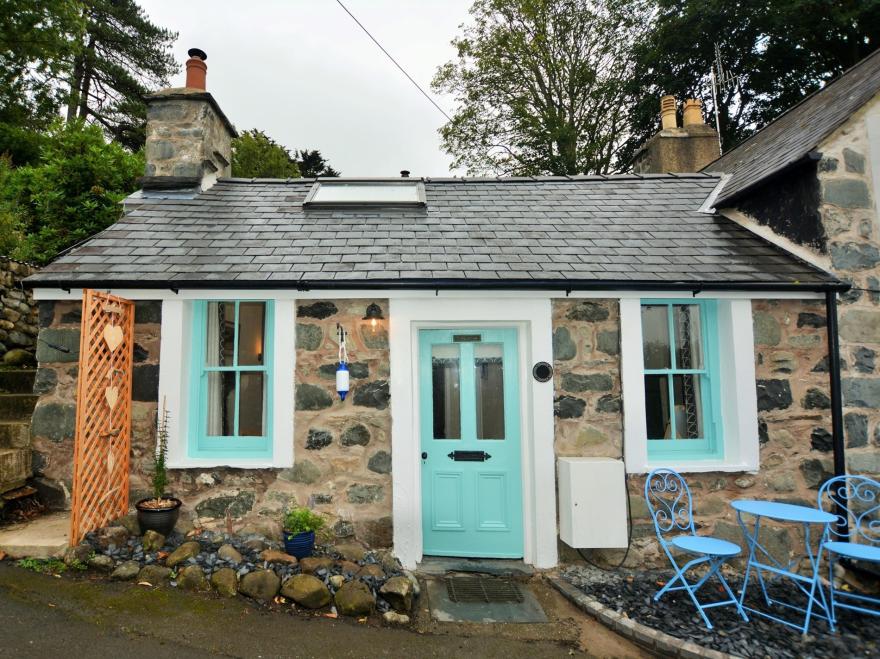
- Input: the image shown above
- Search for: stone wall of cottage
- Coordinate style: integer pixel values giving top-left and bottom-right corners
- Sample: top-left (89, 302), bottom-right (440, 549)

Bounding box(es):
top-left (30, 298), bottom-right (392, 548)
top-left (0, 257), bottom-right (40, 356)
top-left (552, 297), bottom-right (844, 568)
top-left (30, 299), bottom-right (162, 508)
top-left (815, 96), bottom-right (880, 479)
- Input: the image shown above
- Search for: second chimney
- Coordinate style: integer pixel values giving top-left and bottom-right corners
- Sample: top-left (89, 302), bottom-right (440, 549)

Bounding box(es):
top-left (631, 95), bottom-right (720, 174)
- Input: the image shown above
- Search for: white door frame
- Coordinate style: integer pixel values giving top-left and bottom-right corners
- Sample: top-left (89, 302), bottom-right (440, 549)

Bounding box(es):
top-left (389, 297), bottom-right (557, 569)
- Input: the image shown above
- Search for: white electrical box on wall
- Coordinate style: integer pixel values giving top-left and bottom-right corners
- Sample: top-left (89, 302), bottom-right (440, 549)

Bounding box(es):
top-left (558, 457), bottom-right (628, 549)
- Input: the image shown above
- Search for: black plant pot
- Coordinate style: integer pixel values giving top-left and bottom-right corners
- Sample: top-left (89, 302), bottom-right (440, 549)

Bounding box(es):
top-left (135, 497), bottom-right (182, 536)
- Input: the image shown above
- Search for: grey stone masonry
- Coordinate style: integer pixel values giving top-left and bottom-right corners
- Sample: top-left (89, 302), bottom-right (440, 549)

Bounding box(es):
top-left (0, 257), bottom-right (39, 355)
top-left (144, 88), bottom-right (236, 182)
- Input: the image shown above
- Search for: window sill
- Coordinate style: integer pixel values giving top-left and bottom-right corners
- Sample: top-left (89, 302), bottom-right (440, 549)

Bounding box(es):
top-left (167, 456), bottom-right (291, 469)
top-left (629, 458), bottom-right (758, 474)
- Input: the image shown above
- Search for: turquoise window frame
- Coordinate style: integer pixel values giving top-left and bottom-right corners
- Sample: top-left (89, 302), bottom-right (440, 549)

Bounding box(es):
top-left (641, 299), bottom-right (723, 462)
top-left (188, 300), bottom-right (274, 460)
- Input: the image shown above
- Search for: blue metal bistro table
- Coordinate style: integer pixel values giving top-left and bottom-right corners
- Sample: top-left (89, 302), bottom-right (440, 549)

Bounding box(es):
top-left (732, 500), bottom-right (836, 634)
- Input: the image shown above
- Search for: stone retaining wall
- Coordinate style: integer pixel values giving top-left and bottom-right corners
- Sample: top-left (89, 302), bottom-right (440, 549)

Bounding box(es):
top-left (30, 298), bottom-right (392, 549)
top-left (0, 256), bottom-right (39, 355)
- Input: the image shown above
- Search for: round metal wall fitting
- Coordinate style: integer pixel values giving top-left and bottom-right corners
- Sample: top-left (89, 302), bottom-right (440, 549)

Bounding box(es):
top-left (532, 361), bottom-right (553, 382)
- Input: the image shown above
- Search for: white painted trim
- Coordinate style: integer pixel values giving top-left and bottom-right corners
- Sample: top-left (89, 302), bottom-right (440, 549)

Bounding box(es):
top-left (717, 208), bottom-right (833, 273)
top-left (698, 174), bottom-right (731, 214)
top-left (866, 104), bottom-right (880, 223)
top-left (620, 299), bottom-right (648, 471)
top-left (389, 297), bottom-right (556, 570)
top-left (31, 287), bottom-right (825, 302)
top-left (622, 298), bottom-right (760, 474)
top-left (161, 298), bottom-right (295, 469)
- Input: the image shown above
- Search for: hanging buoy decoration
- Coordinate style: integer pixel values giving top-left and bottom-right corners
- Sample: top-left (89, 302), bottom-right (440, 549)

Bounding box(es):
top-left (336, 324), bottom-right (350, 401)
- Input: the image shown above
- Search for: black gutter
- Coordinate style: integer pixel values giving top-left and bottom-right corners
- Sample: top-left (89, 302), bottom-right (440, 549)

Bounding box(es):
top-left (23, 277), bottom-right (849, 294)
top-left (825, 288), bottom-right (848, 538)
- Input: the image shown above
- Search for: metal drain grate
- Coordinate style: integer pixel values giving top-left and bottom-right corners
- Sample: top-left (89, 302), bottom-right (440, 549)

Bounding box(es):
top-left (445, 576), bottom-right (524, 604)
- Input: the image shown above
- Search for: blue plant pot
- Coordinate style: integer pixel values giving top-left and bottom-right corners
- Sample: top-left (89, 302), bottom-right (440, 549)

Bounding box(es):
top-left (283, 530), bottom-right (316, 558)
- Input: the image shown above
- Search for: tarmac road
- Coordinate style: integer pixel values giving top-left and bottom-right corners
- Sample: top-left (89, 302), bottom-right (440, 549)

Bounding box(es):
top-left (0, 563), bottom-right (592, 659)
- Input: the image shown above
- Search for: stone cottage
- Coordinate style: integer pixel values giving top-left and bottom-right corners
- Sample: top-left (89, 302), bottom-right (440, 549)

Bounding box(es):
top-left (24, 48), bottom-right (879, 569)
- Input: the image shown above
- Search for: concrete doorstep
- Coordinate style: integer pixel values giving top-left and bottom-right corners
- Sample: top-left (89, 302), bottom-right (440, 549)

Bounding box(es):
top-left (0, 511), bottom-right (69, 559)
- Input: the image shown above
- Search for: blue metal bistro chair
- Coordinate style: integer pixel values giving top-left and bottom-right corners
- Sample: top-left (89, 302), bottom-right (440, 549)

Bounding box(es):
top-left (818, 475), bottom-right (880, 628)
top-left (645, 468), bottom-right (749, 629)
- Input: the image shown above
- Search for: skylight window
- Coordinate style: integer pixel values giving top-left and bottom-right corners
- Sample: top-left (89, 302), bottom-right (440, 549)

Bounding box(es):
top-left (304, 181), bottom-right (425, 207)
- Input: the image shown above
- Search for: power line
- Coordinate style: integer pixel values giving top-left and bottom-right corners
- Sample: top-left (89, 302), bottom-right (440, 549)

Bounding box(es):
top-left (334, 0), bottom-right (452, 122)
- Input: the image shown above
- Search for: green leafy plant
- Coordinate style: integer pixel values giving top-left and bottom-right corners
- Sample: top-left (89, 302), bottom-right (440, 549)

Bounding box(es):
top-left (151, 400), bottom-right (169, 504)
top-left (282, 507), bottom-right (326, 535)
top-left (16, 557), bottom-right (67, 574)
top-left (68, 558), bottom-right (87, 571)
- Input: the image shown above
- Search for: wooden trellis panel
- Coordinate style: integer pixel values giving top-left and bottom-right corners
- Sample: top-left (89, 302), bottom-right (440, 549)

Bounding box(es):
top-left (70, 289), bottom-right (135, 545)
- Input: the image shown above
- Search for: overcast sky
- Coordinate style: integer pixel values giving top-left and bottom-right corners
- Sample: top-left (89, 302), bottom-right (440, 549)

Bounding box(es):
top-left (138, 0), bottom-right (473, 176)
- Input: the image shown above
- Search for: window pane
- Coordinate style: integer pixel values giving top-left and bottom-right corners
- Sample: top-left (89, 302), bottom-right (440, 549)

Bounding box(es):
top-left (310, 182), bottom-right (421, 204)
top-left (432, 344), bottom-right (460, 440)
top-left (673, 374), bottom-right (704, 439)
top-left (206, 371), bottom-right (236, 436)
top-left (642, 305), bottom-right (671, 369)
top-left (239, 372), bottom-right (265, 436)
top-left (475, 343), bottom-right (505, 440)
top-left (673, 305), bottom-right (703, 369)
top-left (238, 302), bottom-right (266, 366)
top-left (206, 301), bottom-right (235, 367)
top-left (645, 374), bottom-right (671, 439)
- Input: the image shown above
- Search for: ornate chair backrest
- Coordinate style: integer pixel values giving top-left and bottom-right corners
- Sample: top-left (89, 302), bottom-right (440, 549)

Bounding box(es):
top-left (645, 468), bottom-right (696, 545)
top-left (818, 475), bottom-right (880, 546)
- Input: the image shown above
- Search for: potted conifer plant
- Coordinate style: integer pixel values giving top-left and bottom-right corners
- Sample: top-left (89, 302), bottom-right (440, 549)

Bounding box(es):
top-left (282, 507), bottom-right (326, 558)
top-left (135, 401), bottom-right (182, 535)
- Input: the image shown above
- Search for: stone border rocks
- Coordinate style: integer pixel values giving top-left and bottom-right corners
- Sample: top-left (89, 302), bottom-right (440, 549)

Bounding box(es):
top-left (548, 576), bottom-right (733, 659)
top-left (48, 517), bottom-right (418, 624)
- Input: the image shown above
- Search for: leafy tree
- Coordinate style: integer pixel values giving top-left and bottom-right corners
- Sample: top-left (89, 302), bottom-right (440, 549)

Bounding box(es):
top-left (295, 149), bottom-right (339, 177)
top-left (65, 0), bottom-right (178, 151)
top-left (626, 0), bottom-right (880, 159)
top-left (1, 121), bottom-right (143, 264)
top-left (0, 1), bottom-right (82, 163)
top-left (432, 0), bottom-right (648, 175)
top-left (231, 130), bottom-right (301, 178)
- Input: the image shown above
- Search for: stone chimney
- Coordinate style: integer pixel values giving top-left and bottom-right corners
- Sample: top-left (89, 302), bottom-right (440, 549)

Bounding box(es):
top-left (632, 96), bottom-right (720, 174)
top-left (142, 48), bottom-right (237, 190)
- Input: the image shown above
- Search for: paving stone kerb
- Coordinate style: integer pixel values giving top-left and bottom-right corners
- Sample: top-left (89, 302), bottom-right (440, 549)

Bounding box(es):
top-left (549, 576), bottom-right (732, 659)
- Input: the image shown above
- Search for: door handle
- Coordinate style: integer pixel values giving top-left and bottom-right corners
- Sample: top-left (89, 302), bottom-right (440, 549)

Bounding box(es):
top-left (421, 452), bottom-right (428, 460)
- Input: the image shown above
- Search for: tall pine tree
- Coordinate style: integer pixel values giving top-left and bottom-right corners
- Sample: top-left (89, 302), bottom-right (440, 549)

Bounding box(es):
top-left (65, 0), bottom-right (178, 151)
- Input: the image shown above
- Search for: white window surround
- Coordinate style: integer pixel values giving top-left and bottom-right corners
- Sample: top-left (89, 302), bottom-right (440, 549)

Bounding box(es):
top-left (157, 298), bottom-right (295, 469)
top-left (389, 297), bottom-right (557, 570)
top-left (620, 298), bottom-right (760, 474)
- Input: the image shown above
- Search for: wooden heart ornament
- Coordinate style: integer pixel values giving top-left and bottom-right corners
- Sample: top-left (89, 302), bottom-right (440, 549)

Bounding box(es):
top-left (103, 324), bottom-right (123, 352)
top-left (105, 385), bottom-right (119, 410)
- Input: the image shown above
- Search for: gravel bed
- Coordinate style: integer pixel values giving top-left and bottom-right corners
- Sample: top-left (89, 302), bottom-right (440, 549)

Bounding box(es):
top-left (562, 565), bottom-right (879, 658)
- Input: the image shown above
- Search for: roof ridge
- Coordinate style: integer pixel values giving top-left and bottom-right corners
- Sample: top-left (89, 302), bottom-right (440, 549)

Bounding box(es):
top-left (703, 47), bottom-right (880, 171)
top-left (216, 173), bottom-right (721, 185)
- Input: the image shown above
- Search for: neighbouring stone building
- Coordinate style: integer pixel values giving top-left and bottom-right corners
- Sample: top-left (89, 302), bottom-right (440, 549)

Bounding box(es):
top-left (23, 47), bottom-right (880, 570)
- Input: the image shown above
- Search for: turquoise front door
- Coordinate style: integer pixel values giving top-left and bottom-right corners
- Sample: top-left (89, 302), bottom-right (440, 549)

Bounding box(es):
top-left (419, 328), bottom-right (523, 558)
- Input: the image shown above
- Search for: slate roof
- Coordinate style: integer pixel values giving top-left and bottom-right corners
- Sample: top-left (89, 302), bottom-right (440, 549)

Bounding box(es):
top-left (27, 174), bottom-right (838, 290)
top-left (705, 48), bottom-right (880, 205)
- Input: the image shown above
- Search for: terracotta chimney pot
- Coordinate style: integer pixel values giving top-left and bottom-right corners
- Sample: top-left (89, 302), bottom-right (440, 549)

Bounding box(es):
top-left (660, 95), bottom-right (677, 130)
top-left (185, 47), bottom-right (208, 90)
top-left (683, 98), bottom-right (703, 127)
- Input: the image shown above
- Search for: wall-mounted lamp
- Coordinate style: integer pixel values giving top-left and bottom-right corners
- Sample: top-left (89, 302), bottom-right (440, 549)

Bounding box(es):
top-left (362, 303), bottom-right (384, 332)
